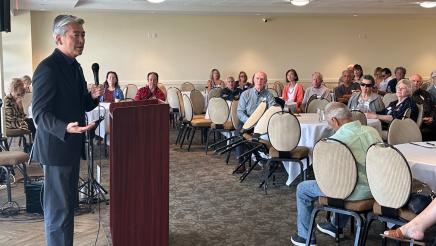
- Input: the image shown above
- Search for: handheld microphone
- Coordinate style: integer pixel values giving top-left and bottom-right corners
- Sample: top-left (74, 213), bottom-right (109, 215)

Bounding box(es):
top-left (91, 63), bottom-right (100, 85)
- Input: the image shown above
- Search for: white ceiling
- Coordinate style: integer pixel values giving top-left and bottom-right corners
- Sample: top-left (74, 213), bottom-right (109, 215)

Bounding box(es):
top-left (12, 0), bottom-right (436, 15)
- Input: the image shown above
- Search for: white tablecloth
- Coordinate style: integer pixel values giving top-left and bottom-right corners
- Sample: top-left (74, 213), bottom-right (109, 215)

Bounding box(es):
top-left (86, 102), bottom-right (110, 138)
top-left (395, 142), bottom-right (436, 191)
top-left (282, 113), bottom-right (382, 185)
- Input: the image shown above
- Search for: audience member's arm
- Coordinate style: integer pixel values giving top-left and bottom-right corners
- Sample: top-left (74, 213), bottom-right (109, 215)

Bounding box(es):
top-left (237, 92), bottom-right (249, 123)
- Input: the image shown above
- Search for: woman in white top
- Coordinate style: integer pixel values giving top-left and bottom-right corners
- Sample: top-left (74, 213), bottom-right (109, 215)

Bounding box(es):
top-left (206, 68), bottom-right (224, 92)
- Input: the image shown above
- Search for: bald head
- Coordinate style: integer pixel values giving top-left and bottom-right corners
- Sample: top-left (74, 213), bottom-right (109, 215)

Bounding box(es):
top-left (253, 71), bottom-right (267, 92)
top-left (410, 74), bottom-right (423, 91)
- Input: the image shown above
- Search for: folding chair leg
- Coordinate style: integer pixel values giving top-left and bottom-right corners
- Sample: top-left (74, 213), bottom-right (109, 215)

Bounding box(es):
top-left (306, 207), bottom-right (322, 246)
top-left (205, 128), bottom-right (214, 154)
top-left (175, 124), bottom-right (184, 144)
top-left (187, 128), bottom-right (197, 152)
top-left (262, 159), bottom-right (272, 194)
top-left (180, 126), bottom-right (190, 148)
top-left (225, 148), bottom-right (231, 164)
top-left (240, 159), bottom-right (260, 183)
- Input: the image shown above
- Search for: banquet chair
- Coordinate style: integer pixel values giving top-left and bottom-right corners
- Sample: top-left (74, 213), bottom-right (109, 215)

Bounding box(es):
top-left (267, 88), bottom-right (279, 98)
top-left (157, 83), bottom-right (167, 102)
top-left (0, 150), bottom-right (30, 216)
top-left (382, 93), bottom-right (398, 107)
top-left (402, 108), bottom-right (412, 120)
top-left (22, 92), bottom-right (32, 116)
top-left (180, 82), bottom-right (195, 92)
top-left (416, 104), bottom-right (424, 128)
top-left (362, 143), bottom-right (423, 246)
top-left (306, 138), bottom-right (374, 246)
top-left (387, 118), bottom-right (422, 145)
top-left (208, 87), bottom-right (222, 102)
top-left (261, 111), bottom-right (309, 194)
top-left (235, 105), bottom-right (282, 182)
top-left (6, 128), bottom-right (32, 152)
top-left (351, 110), bottom-right (368, 125)
top-left (179, 95), bottom-right (211, 151)
top-left (190, 89), bottom-right (206, 115)
top-left (213, 102), bottom-right (267, 168)
top-left (123, 84), bottom-right (138, 100)
top-left (306, 98), bottom-right (330, 114)
top-left (273, 81), bottom-right (284, 97)
top-left (204, 98), bottom-right (233, 154)
top-left (167, 87), bottom-right (181, 128)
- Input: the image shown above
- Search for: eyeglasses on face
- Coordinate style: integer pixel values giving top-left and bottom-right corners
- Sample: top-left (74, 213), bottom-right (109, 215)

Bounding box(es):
top-left (360, 83), bottom-right (373, 88)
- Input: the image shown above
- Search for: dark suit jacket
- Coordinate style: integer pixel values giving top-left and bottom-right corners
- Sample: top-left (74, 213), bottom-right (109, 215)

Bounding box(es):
top-left (32, 49), bottom-right (98, 166)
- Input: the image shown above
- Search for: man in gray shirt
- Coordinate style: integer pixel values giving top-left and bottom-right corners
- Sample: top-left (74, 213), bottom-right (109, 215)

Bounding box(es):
top-left (235, 71), bottom-right (275, 172)
top-left (302, 72), bottom-right (332, 111)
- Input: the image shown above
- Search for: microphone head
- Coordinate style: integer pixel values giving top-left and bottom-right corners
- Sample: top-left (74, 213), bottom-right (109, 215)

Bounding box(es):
top-left (91, 63), bottom-right (100, 85)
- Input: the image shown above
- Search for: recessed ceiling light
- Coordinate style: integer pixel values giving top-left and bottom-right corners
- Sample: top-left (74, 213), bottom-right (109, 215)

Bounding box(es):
top-left (419, 1), bottom-right (436, 8)
top-left (147, 0), bottom-right (166, 3)
top-left (290, 0), bottom-right (310, 7)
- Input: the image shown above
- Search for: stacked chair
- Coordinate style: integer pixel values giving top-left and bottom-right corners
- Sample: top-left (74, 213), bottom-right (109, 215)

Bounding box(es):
top-left (190, 89), bottom-right (206, 115)
top-left (306, 138), bottom-right (375, 246)
top-left (167, 87), bottom-right (181, 128)
top-left (204, 98), bottom-right (232, 154)
top-left (305, 97), bottom-right (330, 113)
top-left (123, 84), bottom-right (138, 100)
top-left (180, 82), bottom-right (195, 92)
top-left (208, 88), bottom-right (222, 102)
top-left (387, 118), bottom-right (422, 145)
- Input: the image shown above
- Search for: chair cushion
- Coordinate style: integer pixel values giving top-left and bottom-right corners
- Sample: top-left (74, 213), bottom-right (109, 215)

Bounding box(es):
top-left (6, 128), bottom-right (31, 137)
top-left (191, 118), bottom-right (212, 127)
top-left (373, 202), bottom-right (417, 221)
top-left (211, 121), bottom-right (234, 130)
top-left (0, 151), bottom-right (29, 166)
top-left (319, 197), bottom-right (374, 212)
top-left (193, 114), bottom-right (205, 119)
top-left (269, 146), bottom-right (309, 159)
top-left (243, 133), bottom-right (253, 140)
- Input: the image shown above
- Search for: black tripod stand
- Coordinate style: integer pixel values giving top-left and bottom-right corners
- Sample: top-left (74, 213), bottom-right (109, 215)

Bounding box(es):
top-left (78, 116), bottom-right (108, 205)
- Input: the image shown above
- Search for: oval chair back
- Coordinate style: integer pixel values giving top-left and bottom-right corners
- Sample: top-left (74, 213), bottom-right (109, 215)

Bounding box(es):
top-left (273, 81), bottom-right (284, 96)
top-left (267, 88), bottom-right (278, 98)
top-left (167, 87), bottom-right (180, 110)
top-left (306, 98), bottom-right (330, 113)
top-left (22, 92), bottom-right (32, 115)
top-left (208, 87), bottom-right (222, 102)
top-left (177, 90), bottom-right (186, 120)
top-left (230, 100), bottom-right (240, 130)
top-left (182, 94), bottom-right (194, 122)
top-left (208, 98), bottom-right (229, 125)
top-left (351, 110), bottom-right (368, 125)
top-left (190, 89), bottom-right (205, 115)
top-left (241, 101), bottom-right (267, 131)
top-left (366, 143), bottom-right (412, 209)
top-left (124, 84), bottom-right (138, 100)
top-left (253, 105), bottom-right (282, 135)
top-left (387, 118), bottom-right (422, 145)
top-left (267, 112), bottom-right (301, 152)
top-left (382, 93), bottom-right (398, 107)
top-left (157, 83), bottom-right (167, 102)
top-left (180, 82), bottom-right (195, 92)
top-left (312, 138), bottom-right (357, 199)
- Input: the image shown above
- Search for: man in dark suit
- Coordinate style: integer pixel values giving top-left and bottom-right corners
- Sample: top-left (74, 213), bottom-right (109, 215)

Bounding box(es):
top-left (32, 15), bottom-right (103, 246)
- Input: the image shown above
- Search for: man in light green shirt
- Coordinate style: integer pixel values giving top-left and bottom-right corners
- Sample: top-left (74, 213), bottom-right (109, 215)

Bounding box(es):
top-left (291, 102), bottom-right (381, 246)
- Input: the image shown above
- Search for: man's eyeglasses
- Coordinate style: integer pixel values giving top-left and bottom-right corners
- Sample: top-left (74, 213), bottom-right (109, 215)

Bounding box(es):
top-left (360, 83), bottom-right (373, 88)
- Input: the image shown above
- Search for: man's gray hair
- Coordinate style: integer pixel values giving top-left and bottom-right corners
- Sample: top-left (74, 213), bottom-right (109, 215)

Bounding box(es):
top-left (52, 15), bottom-right (84, 41)
top-left (324, 102), bottom-right (352, 121)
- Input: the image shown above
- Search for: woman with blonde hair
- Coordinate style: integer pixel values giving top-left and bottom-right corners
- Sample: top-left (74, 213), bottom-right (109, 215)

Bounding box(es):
top-left (206, 68), bottom-right (224, 91)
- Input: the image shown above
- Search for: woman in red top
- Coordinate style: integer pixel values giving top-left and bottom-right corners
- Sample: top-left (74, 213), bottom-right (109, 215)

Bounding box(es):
top-left (282, 69), bottom-right (304, 113)
top-left (134, 72), bottom-right (166, 101)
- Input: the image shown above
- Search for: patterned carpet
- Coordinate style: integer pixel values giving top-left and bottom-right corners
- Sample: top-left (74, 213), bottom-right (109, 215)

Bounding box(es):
top-left (2, 129), bottom-right (435, 245)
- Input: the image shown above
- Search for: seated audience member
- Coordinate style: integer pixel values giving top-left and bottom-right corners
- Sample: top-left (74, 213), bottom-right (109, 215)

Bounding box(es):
top-left (22, 75), bottom-right (32, 93)
top-left (220, 76), bottom-right (242, 101)
top-left (236, 71), bottom-right (275, 172)
top-left (387, 66), bottom-right (406, 93)
top-left (290, 102), bottom-right (382, 246)
top-left (334, 70), bottom-right (360, 104)
top-left (134, 72), bottom-right (166, 101)
top-left (353, 64), bottom-right (364, 83)
top-left (378, 67), bottom-right (394, 94)
top-left (348, 75), bottom-right (384, 113)
top-left (410, 74), bottom-right (436, 140)
top-left (302, 72), bottom-right (332, 110)
top-left (427, 70), bottom-right (436, 105)
top-left (373, 67), bottom-right (383, 89)
top-left (282, 69), bottom-right (304, 113)
top-left (4, 78), bottom-right (36, 139)
top-left (384, 199), bottom-right (436, 242)
top-left (206, 68), bottom-right (225, 92)
top-left (236, 71), bottom-right (252, 91)
top-left (101, 71), bottom-right (124, 102)
top-left (367, 79), bottom-right (418, 129)
top-left (338, 64), bottom-right (355, 85)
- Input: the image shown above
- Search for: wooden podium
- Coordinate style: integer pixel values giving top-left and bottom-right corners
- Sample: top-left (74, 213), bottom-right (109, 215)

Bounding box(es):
top-left (109, 99), bottom-right (169, 246)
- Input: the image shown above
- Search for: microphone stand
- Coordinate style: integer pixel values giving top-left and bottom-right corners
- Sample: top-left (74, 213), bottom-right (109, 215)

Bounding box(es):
top-left (78, 94), bottom-right (109, 205)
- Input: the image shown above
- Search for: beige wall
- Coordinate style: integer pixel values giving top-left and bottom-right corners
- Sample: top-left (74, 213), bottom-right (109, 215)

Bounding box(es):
top-left (27, 11), bottom-right (436, 89)
top-left (2, 11), bottom-right (33, 93)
